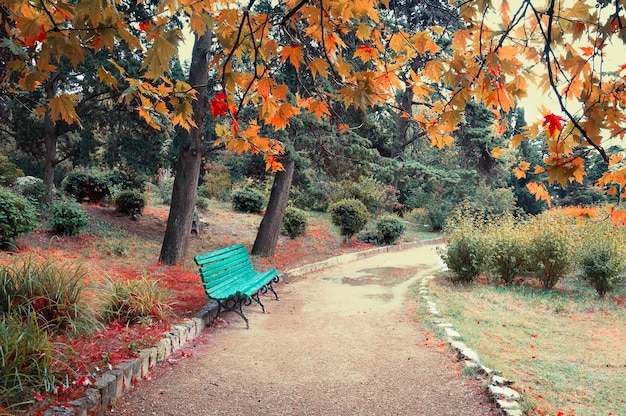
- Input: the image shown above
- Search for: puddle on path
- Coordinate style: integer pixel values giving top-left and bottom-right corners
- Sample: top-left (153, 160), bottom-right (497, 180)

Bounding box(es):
top-left (322, 266), bottom-right (426, 287)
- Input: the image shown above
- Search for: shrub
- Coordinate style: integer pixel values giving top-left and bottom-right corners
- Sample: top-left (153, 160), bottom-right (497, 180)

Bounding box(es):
top-left (0, 155), bottom-right (24, 187)
top-left (0, 313), bottom-right (57, 410)
top-left (199, 163), bottom-right (232, 199)
top-left (0, 258), bottom-right (100, 335)
top-left (196, 196), bottom-right (210, 211)
top-left (282, 207), bottom-right (308, 239)
top-left (49, 200), bottom-right (89, 236)
top-left (231, 187), bottom-right (265, 214)
top-left (439, 219), bottom-right (484, 283)
top-left (0, 188), bottom-right (37, 250)
top-left (375, 214), bottom-right (406, 245)
top-left (580, 238), bottom-right (625, 297)
top-left (102, 276), bottom-right (172, 325)
top-left (526, 212), bottom-right (574, 289)
top-left (115, 190), bottom-right (146, 218)
top-left (482, 216), bottom-right (530, 284)
top-left (329, 178), bottom-right (386, 214)
top-left (15, 176), bottom-right (47, 208)
top-left (61, 168), bottom-right (111, 203)
top-left (328, 198), bottom-right (371, 241)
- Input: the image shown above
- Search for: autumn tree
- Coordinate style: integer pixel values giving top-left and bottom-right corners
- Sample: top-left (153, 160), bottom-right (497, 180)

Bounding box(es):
top-left (4, 0), bottom-right (626, 263)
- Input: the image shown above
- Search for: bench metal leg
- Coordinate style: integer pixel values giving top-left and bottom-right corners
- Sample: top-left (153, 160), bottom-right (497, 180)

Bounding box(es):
top-left (250, 292), bottom-right (266, 313)
top-left (218, 298), bottom-right (250, 329)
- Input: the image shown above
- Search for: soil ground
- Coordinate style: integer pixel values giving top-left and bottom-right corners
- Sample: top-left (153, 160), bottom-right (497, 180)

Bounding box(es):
top-left (112, 245), bottom-right (499, 416)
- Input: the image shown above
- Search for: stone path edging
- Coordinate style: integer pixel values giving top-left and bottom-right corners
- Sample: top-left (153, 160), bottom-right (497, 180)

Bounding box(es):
top-left (418, 275), bottom-right (525, 416)
top-left (42, 237), bottom-right (446, 416)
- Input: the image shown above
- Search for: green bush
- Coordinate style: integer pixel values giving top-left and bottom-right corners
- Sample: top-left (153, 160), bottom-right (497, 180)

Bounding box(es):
top-left (580, 239), bottom-right (625, 297)
top-left (328, 198), bottom-right (371, 241)
top-left (0, 155), bottom-right (24, 187)
top-left (115, 190), bottom-right (146, 218)
top-left (375, 214), bottom-right (406, 245)
top-left (439, 219), bottom-right (484, 283)
top-left (329, 178), bottom-right (386, 214)
top-left (527, 212), bottom-right (574, 289)
top-left (196, 196), bottom-right (210, 211)
top-left (231, 187), bottom-right (265, 214)
top-left (49, 200), bottom-right (89, 236)
top-left (0, 258), bottom-right (100, 335)
top-left (15, 176), bottom-right (48, 208)
top-left (199, 163), bottom-right (232, 199)
top-left (282, 207), bottom-right (308, 239)
top-left (0, 313), bottom-right (57, 410)
top-left (102, 276), bottom-right (171, 325)
top-left (0, 188), bottom-right (37, 250)
top-left (483, 216), bottom-right (530, 284)
top-left (61, 168), bottom-right (111, 203)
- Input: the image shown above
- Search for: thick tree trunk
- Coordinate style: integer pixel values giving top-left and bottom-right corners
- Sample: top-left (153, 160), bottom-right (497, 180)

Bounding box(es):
top-left (251, 157), bottom-right (295, 257)
top-left (43, 78), bottom-right (58, 204)
top-left (159, 32), bottom-right (212, 265)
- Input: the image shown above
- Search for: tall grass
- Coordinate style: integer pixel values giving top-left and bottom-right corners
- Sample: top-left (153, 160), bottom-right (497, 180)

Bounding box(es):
top-left (0, 258), bottom-right (101, 336)
top-left (102, 276), bottom-right (172, 325)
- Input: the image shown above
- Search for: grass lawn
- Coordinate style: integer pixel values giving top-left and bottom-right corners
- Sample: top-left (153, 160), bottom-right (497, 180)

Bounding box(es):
top-left (420, 273), bottom-right (626, 416)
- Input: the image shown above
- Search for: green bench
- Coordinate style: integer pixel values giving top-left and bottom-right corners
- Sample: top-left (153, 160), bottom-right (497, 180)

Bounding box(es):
top-left (194, 244), bottom-right (280, 329)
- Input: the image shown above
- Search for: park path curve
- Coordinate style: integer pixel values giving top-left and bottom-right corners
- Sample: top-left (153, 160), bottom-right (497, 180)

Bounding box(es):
top-left (113, 244), bottom-right (498, 416)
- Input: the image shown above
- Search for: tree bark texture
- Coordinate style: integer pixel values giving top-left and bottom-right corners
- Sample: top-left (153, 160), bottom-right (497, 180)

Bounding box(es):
top-left (159, 32), bottom-right (212, 265)
top-left (251, 157), bottom-right (295, 257)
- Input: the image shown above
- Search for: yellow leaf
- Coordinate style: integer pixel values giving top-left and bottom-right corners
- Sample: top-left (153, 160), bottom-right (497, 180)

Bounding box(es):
top-left (491, 147), bottom-right (504, 159)
top-left (48, 94), bottom-right (80, 125)
top-left (172, 101), bottom-right (197, 131)
top-left (356, 23), bottom-right (373, 41)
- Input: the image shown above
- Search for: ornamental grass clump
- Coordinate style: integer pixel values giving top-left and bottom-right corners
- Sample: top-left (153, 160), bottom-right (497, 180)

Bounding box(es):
top-left (0, 313), bottom-right (57, 410)
top-left (0, 258), bottom-right (100, 336)
top-left (102, 276), bottom-right (172, 325)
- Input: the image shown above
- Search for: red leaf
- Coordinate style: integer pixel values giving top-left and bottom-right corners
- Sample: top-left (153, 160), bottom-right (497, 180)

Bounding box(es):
top-left (24, 25), bottom-right (47, 47)
top-left (139, 21), bottom-right (151, 32)
top-left (210, 92), bottom-right (229, 119)
top-left (542, 113), bottom-right (566, 136)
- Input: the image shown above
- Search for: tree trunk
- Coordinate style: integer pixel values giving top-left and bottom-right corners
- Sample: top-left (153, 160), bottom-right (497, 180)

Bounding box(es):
top-left (159, 32), bottom-right (213, 265)
top-left (43, 77), bottom-right (58, 204)
top-left (251, 157), bottom-right (295, 257)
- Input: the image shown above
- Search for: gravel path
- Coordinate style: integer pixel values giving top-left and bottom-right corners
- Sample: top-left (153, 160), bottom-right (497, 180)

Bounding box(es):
top-left (113, 245), bottom-right (498, 415)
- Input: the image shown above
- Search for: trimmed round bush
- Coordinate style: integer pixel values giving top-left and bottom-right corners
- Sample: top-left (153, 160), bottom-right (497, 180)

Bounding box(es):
top-left (231, 187), bottom-right (265, 214)
top-left (375, 214), bottom-right (406, 245)
top-left (282, 207), bottom-right (308, 239)
top-left (115, 190), bottom-right (146, 218)
top-left (328, 198), bottom-right (370, 240)
top-left (49, 200), bottom-right (88, 236)
top-left (0, 188), bottom-right (37, 250)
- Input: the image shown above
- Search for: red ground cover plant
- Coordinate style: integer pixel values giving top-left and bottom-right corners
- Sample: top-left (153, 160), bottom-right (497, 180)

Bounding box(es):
top-left (1, 204), bottom-right (375, 414)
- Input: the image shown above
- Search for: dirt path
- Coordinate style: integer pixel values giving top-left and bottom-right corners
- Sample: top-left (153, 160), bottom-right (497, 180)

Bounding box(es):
top-left (113, 245), bottom-right (498, 415)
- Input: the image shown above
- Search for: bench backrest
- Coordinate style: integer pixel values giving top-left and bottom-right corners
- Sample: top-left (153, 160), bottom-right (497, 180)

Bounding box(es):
top-left (194, 244), bottom-right (254, 287)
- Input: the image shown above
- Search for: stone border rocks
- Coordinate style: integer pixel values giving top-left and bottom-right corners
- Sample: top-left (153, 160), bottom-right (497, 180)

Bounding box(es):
top-left (418, 275), bottom-right (525, 416)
